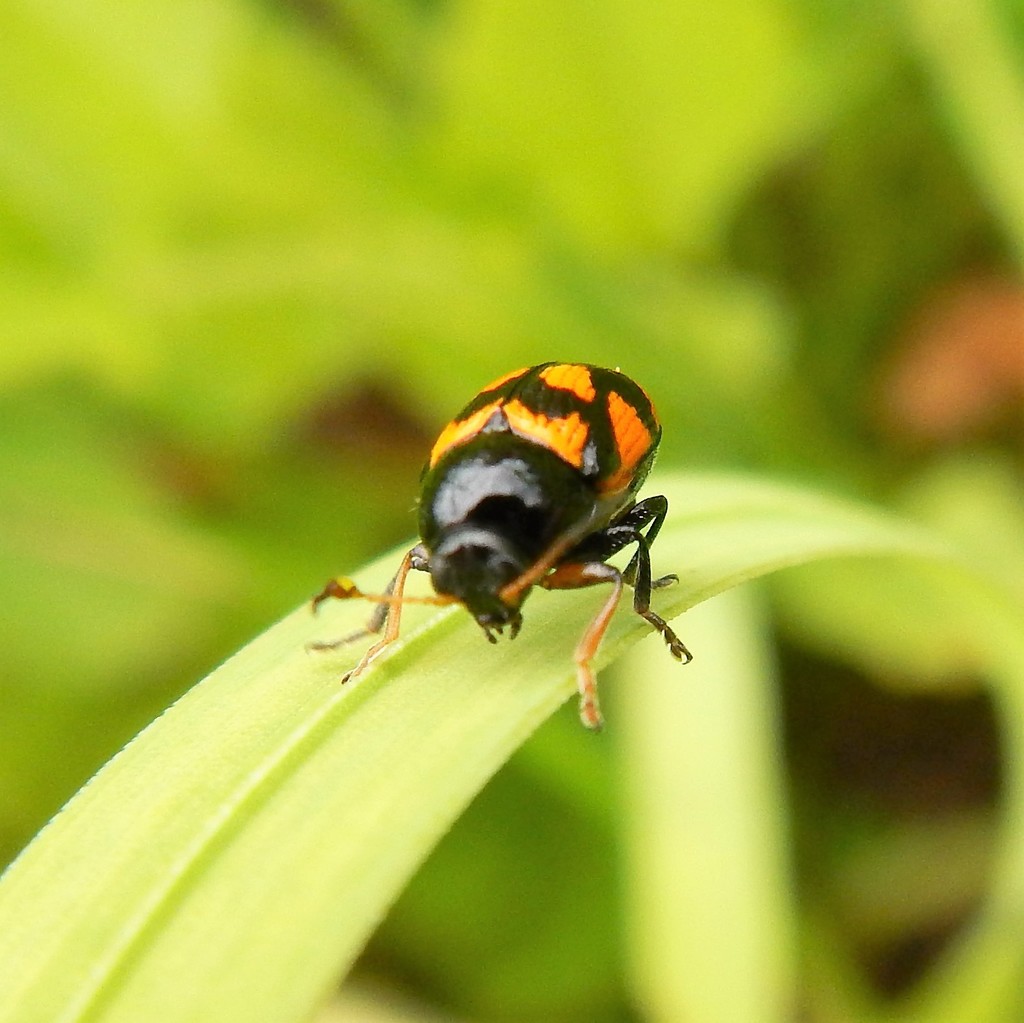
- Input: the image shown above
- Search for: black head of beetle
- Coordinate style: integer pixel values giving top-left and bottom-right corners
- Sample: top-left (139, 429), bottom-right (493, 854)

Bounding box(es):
top-left (418, 439), bottom-right (603, 636)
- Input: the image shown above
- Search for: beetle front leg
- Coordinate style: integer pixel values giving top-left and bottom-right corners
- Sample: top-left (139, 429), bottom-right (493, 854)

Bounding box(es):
top-left (308, 544), bottom-right (431, 682)
top-left (541, 561), bottom-right (625, 731)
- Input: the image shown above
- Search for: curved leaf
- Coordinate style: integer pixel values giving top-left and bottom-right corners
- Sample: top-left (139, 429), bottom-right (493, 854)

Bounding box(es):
top-left (0, 473), bottom-right (1015, 1023)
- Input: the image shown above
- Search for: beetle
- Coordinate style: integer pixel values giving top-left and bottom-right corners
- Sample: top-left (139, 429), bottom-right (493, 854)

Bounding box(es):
top-left (310, 362), bottom-right (690, 729)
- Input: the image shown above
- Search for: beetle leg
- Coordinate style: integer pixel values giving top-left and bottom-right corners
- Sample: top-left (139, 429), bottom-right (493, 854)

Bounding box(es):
top-left (308, 544), bottom-right (438, 682)
top-left (563, 495), bottom-right (672, 586)
top-left (543, 525), bottom-right (691, 729)
top-left (541, 561), bottom-right (624, 731)
top-left (617, 495), bottom-right (669, 585)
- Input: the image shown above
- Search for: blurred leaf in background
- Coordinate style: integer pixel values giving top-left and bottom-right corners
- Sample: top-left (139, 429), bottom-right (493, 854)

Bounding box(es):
top-left (2, 0), bottom-right (1024, 1020)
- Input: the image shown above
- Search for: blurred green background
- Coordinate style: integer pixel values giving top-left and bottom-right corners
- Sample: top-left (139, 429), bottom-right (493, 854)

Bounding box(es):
top-left (3, 0), bottom-right (1024, 1020)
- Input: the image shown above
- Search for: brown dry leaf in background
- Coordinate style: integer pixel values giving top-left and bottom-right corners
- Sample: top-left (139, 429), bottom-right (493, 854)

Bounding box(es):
top-left (878, 277), bottom-right (1024, 443)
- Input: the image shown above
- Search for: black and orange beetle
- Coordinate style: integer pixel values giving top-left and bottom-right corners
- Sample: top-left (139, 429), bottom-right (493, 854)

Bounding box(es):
top-left (310, 362), bottom-right (690, 730)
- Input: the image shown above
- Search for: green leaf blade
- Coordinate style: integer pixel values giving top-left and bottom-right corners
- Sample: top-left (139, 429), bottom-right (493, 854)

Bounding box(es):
top-left (0, 473), bottom-right (1013, 1023)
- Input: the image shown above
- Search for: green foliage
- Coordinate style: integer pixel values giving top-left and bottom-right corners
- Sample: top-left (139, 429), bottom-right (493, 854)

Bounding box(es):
top-left (3, 476), bottom-right (1015, 1023)
top-left (2, 0), bottom-right (1024, 1020)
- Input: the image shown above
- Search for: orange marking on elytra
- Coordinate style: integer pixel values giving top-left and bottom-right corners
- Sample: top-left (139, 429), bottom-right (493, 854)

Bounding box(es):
top-left (599, 390), bottom-right (653, 493)
top-left (539, 364), bottom-right (596, 402)
top-left (503, 399), bottom-right (589, 469)
top-left (429, 400), bottom-right (502, 467)
top-left (480, 366), bottom-right (529, 392)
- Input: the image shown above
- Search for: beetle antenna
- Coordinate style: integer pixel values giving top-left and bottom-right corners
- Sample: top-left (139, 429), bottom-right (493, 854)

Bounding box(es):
top-left (311, 576), bottom-right (455, 615)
